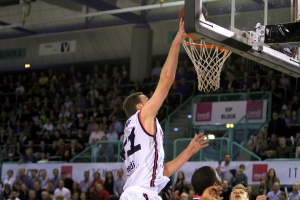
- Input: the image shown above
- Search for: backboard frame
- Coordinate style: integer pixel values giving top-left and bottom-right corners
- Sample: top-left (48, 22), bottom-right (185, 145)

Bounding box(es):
top-left (184, 0), bottom-right (300, 77)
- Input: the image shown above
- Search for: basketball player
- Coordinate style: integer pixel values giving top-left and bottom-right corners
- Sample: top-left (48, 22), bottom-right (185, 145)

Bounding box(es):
top-left (120, 19), bottom-right (209, 200)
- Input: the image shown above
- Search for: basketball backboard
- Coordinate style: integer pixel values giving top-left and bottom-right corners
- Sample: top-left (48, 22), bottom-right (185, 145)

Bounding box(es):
top-left (184, 0), bottom-right (300, 77)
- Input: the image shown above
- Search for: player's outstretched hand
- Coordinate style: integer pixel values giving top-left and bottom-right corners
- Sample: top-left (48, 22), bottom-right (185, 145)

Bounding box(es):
top-left (186, 132), bottom-right (209, 156)
top-left (174, 18), bottom-right (186, 44)
top-left (201, 186), bottom-right (223, 200)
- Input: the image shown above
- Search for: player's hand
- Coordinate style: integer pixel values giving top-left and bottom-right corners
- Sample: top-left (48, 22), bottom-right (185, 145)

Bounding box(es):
top-left (174, 18), bottom-right (186, 43)
top-left (201, 186), bottom-right (223, 200)
top-left (186, 132), bottom-right (209, 155)
top-left (256, 195), bottom-right (266, 200)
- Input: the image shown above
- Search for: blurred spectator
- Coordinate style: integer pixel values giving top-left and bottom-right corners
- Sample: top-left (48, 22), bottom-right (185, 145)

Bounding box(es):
top-left (15, 81), bottom-right (25, 96)
top-left (267, 111), bottom-right (287, 138)
top-left (232, 164), bottom-right (248, 187)
top-left (55, 118), bottom-right (64, 131)
top-left (180, 192), bottom-right (189, 200)
top-left (264, 168), bottom-right (280, 195)
top-left (101, 116), bottom-right (109, 133)
top-left (103, 171), bottom-right (115, 198)
top-left (36, 140), bottom-right (48, 158)
top-left (111, 115), bottom-right (123, 135)
top-left (56, 139), bottom-right (69, 156)
top-left (19, 183), bottom-right (29, 200)
top-left (51, 169), bottom-right (60, 189)
top-left (79, 171), bottom-right (92, 193)
top-left (177, 78), bottom-right (190, 101)
top-left (33, 180), bottom-right (43, 200)
top-left (75, 117), bottom-right (87, 130)
top-left (0, 130), bottom-right (7, 145)
top-left (292, 94), bottom-right (300, 112)
top-left (90, 106), bottom-right (101, 121)
top-left (97, 136), bottom-right (115, 162)
top-left (285, 110), bottom-right (296, 125)
top-left (151, 60), bottom-right (162, 82)
top-left (113, 169), bottom-right (125, 199)
top-left (217, 153), bottom-right (236, 187)
top-left (42, 118), bottom-right (54, 133)
top-left (173, 171), bottom-right (187, 193)
top-left (46, 181), bottom-right (55, 196)
top-left (37, 152), bottom-right (48, 163)
top-left (75, 129), bottom-right (88, 147)
top-left (61, 149), bottom-right (72, 162)
top-left (247, 185), bottom-right (258, 200)
top-left (41, 131), bottom-right (53, 144)
top-left (27, 170), bottom-right (41, 190)
top-left (86, 84), bottom-right (99, 102)
top-left (87, 116), bottom-right (96, 132)
top-left (109, 92), bottom-right (123, 109)
top-left (239, 71), bottom-right (252, 89)
top-left (265, 134), bottom-right (280, 159)
top-left (16, 168), bottom-right (29, 185)
top-left (89, 123), bottom-right (105, 144)
top-left (64, 129), bottom-right (74, 144)
top-left (41, 191), bottom-right (51, 200)
top-left (276, 137), bottom-right (292, 158)
top-left (3, 169), bottom-right (15, 188)
top-left (93, 183), bottom-right (109, 200)
top-left (71, 182), bottom-right (81, 197)
top-left (14, 141), bottom-right (25, 157)
top-left (61, 172), bottom-right (74, 192)
top-left (64, 96), bottom-right (73, 111)
top-left (21, 148), bottom-right (37, 163)
top-left (76, 107), bottom-right (86, 121)
top-left (269, 80), bottom-right (284, 112)
top-left (106, 124), bottom-right (118, 141)
top-left (288, 182), bottom-right (300, 200)
top-left (2, 183), bottom-right (11, 200)
top-left (91, 171), bottom-right (103, 186)
top-left (6, 129), bottom-right (17, 145)
top-left (142, 70), bottom-right (152, 84)
top-left (14, 120), bottom-right (24, 135)
top-left (58, 105), bottom-right (70, 119)
top-left (62, 118), bottom-right (73, 131)
top-left (48, 141), bottom-right (58, 157)
top-left (74, 93), bottom-right (86, 108)
top-left (53, 180), bottom-right (71, 200)
top-left (279, 72), bottom-right (291, 90)
top-left (39, 72), bottom-right (49, 87)
top-left (220, 180), bottom-right (232, 200)
top-left (266, 182), bottom-right (282, 200)
top-left (248, 131), bottom-right (268, 160)
top-left (176, 66), bottom-right (189, 81)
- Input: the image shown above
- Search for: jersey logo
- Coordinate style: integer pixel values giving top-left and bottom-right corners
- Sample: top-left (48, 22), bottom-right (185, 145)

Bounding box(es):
top-left (125, 119), bottom-right (131, 128)
top-left (120, 127), bottom-right (141, 161)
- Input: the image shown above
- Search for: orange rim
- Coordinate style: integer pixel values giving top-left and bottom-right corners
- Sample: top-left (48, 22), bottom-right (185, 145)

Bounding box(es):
top-left (184, 34), bottom-right (226, 52)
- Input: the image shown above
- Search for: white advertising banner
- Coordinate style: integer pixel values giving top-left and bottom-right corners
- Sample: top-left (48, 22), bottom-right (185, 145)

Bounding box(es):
top-left (193, 100), bottom-right (268, 125)
top-left (39, 40), bottom-right (76, 55)
top-left (1, 161), bottom-right (298, 185)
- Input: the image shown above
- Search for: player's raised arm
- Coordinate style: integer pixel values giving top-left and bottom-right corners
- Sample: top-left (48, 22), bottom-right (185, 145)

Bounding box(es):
top-left (140, 19), bottom-right (186, 131)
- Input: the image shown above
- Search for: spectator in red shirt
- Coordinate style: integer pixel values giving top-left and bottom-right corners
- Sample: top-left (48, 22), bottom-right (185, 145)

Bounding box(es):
top-left (91, 171), bottom-right (103, 186)
top-left (93, 183), bottom-right (109, 200)
top-left (55, 138), bottom-right (69, 156)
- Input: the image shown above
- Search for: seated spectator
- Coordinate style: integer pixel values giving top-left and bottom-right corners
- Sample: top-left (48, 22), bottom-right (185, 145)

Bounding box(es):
top-left (93, 183), bottom-right (109, 200)
top-left (6, 129), bottom-right (17, 145)
top-left (41, 191), bottom-right (52, 200)
top-left (46, 180), bottom-right (55, 196)
top-left (19, 183), bottom-right (29, 200)
top-left (276, 137), bottom-right (292, 158)
top-left (87, 116), bottom-right (96, 132)
top-left (265, 134), bottom-right (280, 159)
top-left (33, 180), bottom-right (43, 200)
top-left (70, 139), bottom-right (82, 157)
top-left (71, 182), bottom-right (81, 197)
top-left (56, 139), bottom-right (69, 157)
top-left (74, 129), bottom-right (88, 147)
top-left (61, 172), bottom-right (74, 192)
top-left (61, 149), bottom-right (72, 162)
top-left (58, 105), bottom-right (70, 119)
top-left (79, 171), bottom-right (92, 193)
top-left (41, 130), bottom-right (53, 144)
top-left (55, 118), bottom-right (64, 132)
top-left (285, 110), bottom-right (294, 126)
top-left (13, 120), bottom-right (24, 135)
top-left (48, 141), bottom-right (58, 157)
top-left (16, 168), bottom-right (29, 185)
top-left (75, 117), bottom-right (87, 131)
top-left (62, 118), bottom-right (73, 131)
top-left (64, 129), bottom-right (74, 144)
top-left (292, 94), bottom-right (300, 112)
top-left (37, 152), bottom-right (49, 163)
top-left (111, 115), bottom-right (123, 135)
top-left (14, 141), bottom-right (25, 158)
top-left (91, 171), bottom-right (103, 186)
top-left (3, 169), bottom-right (15, 188)
top-left (288, 182), bottom-right (300, 200)
top-left (64, 95), bottom-right (73, 110)
top-left (266, 182), bottom-right (282, 200)
top-left (27, 170), bottom-right (41, 190)
top-left (267, 111), bottom-right (287, 138)
top-left (74, 93), bottom-right (86, 108)
top-left (53, 180), bottom-right (71, 200)
top-left (106, 124), bottom-right (119, 141)
top-left (86, 84), bottom-right (99, 102)
top-left (109, 91), bottom-right (122, 109)
top-left (248, 131), bottom-right (268, 159)
top-left (89, 123), bottom-right (105, 144)
top-left (239, 71), bottom-right (252, 89)
top-left (264, 168), bottom-right (280, 195)
top-left (2, 183), bottom-right (11, 200)
top-left (36, 140), bottom-right (48, 157)
top-left (20, 148), bottom-right (37, 163)
top-left (98, 136), bottom-right (115, 162)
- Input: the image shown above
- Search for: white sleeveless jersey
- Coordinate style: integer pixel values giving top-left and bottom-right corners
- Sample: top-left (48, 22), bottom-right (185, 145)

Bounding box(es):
top-left (121, 110), bottom-right (170, 192)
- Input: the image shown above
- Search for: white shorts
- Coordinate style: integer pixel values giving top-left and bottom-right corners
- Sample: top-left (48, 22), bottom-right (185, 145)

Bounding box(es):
top-left (120, 186), bottom-right (162, 200)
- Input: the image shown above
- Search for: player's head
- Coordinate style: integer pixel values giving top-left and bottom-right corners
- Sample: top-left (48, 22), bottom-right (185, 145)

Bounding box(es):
top-left (123, 92), bottom-right (148, 118)
top-left (191, 166), bottom-right (222, 195)
top-left (230, 184), bottom-right (249, 200)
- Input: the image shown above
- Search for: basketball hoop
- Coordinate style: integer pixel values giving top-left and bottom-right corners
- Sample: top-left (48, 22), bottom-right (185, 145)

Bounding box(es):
top-left (182, 35), bottom-right (232, 92)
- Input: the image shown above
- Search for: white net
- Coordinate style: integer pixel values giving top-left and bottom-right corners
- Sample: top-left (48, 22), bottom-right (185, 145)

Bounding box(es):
top-left (182, 36), bottom-right (232, 92)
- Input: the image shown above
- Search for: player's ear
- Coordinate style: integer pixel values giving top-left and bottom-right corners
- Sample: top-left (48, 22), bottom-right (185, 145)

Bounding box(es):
top-left (136, 103), bottom-right (142, 110)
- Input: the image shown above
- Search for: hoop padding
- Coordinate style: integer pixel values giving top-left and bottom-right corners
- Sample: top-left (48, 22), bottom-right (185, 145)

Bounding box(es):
top-left (182, 36), bottom-right (232, 92)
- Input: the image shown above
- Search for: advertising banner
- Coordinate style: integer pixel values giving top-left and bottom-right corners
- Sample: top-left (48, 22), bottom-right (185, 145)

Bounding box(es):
top-left (193, 100), bottom-right (267, 125)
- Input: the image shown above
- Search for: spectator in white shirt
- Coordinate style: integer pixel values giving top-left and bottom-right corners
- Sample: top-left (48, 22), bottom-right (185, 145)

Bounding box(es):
top-left (42, 118), bottom-right (54, 132)
top-left (63, 95), bottom-right (73, 111)
top-left (106, 124), bottom-right (119, 141)
top-left (40, 170), bottom-right (50, 190)
top-left (53, 180), bottom-right (71, 200)
top-left (15, 81), bottom-right (25, 96)
top-left (59, 105), bottom-right (70, 119)
top-left (3, 169), bottom-right (16, 188)
top-left (88, 123), bottom-right (105, 144)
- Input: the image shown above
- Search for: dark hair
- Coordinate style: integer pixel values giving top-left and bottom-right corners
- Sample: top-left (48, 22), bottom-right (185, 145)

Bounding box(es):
top-left (267, 168), bottom-right (277, 181)
top-left (123, 92), bottom-right (143, 118)
top-left (191, 166), bottom-right (222, 195)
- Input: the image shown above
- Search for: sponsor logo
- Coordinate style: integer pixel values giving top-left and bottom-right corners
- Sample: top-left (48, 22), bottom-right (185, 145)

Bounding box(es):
top-left (195, 103), bottom-right (212, 122)
top-left (252, 164), bottom-right (268, 181)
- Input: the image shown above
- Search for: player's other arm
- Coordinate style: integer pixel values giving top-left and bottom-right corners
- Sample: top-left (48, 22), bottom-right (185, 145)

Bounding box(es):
top-left (140, 19), bottom-right (186, 132)
top-left (163, 133), bottom-right (209, 177)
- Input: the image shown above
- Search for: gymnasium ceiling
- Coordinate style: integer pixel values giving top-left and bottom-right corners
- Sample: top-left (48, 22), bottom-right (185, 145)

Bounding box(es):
top-left (0, 0), bottom-right (294, 40)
